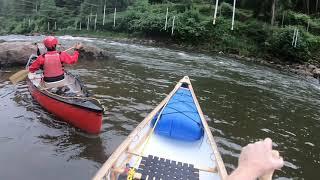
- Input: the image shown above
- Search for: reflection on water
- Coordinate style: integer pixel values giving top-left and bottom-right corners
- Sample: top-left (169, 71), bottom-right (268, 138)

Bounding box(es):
top-left (0, 35), bottom-right (319, 180)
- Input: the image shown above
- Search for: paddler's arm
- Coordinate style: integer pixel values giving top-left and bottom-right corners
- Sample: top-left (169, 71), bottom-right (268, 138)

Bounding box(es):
top-left (59, 44), bottom-right (82, 64)
top-left (227, 138), bottom-right (284, 180)
top-left (29, 56), bottom-right (45, 73)
top-left (60, 51), bottom-right (79, 64)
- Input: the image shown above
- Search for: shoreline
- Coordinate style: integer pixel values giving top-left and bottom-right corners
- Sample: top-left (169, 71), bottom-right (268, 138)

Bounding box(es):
top-left (2, 32), bottom-right (320, 82)
top-left (56, 31), bottom-right (320, 82)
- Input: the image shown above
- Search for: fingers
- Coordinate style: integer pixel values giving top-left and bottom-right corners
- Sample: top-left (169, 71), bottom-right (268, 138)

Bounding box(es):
top-left (264, 138), bottom-right (273, 150)
top-left (270, 150), bottom-right (284, 169)
top-left (242, 142), bottom-right (252, 151)
top-left (272, 156), bottom-right (284, 169)
top-left (272, 150), bottom-right (280, 158)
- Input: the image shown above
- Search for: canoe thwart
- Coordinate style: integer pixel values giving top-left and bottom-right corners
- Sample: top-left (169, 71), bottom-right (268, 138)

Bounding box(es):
top-left (127, 151), bottom-right (218, 174)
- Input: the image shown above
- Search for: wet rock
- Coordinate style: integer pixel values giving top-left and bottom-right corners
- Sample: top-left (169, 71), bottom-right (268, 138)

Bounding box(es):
top-left (303, 70), bottom-right (313, 77)
top-left (312, 68), bottom-right (320, 79)
top-left (291, 69), bottom-right (312, 76)
top-left (308, 64), bottom-right (317, 70)
top-left (0, 39), bottom-right (5, 43)
top-left (0, 42), bottom-right (37, 67)
top-left (296, 64), bottom-right (305, 69)
top-left (77, 45), bottom-right (115, 60)
top-left (0, 41), bottom-right (115, 67)
top-left (288, 64), bottom-right (314, 77)
top-left (276, 64), bottom-right (283, 69)
top-left (243, 57), bottom-right (252, 61)
top-left (32, 32), bottom-right (41, 36)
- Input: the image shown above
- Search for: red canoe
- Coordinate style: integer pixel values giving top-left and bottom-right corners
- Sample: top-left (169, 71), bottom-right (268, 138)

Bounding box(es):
top-left (26, 60), bottom-right (103, 134)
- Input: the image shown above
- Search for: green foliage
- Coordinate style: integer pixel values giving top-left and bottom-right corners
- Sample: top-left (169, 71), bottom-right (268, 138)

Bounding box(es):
top-left (195, 4), bottom-right (212, 16)
top-left (173, 9), bottom-right (209, 43)
top-left (1, 0), bottom-right (320, 65)
top-left (285, 11), bottom-right (320, 36)
top-left (220, 2), bottom-right (252, 21)
top-left (238, 20), bottom-right (270, 44)
top-left (286, 11), bottom-right (310, 26)
top-left (305, 32), bottom-right (320, 63)
top-left (266, 27), bottom-right (313, 62)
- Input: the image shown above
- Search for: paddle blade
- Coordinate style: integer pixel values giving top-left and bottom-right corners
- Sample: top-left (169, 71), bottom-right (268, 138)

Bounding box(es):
top-left (9, 69), bottom-right (29, 84)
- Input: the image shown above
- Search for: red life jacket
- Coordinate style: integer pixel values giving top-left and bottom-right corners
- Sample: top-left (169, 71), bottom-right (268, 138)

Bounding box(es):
top-left (43, 52), bottom-right (64, 78)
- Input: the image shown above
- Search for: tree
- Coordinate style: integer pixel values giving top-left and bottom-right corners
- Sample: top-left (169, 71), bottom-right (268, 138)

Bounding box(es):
top-left (271, 0), bottom-right (276, 26)
top-left (39, 0), bottom-right (57, 18)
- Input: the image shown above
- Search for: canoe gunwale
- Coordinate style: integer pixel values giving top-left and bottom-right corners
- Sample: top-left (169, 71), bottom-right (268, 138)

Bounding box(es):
top-left (188, 78), bottom-right (228, 179)
top-left (92, 76), bottom-right (228, 180)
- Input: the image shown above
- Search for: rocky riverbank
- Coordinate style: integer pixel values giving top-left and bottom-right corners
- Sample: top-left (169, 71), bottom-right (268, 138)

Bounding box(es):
top-left (106, 36), bottom-right (320, 82)
top-left (1, 36), bottom-right (320, 82)
top-left (0, 40), bottom-right (116, 68)
top-left (225, 54), bottom-right (320, 82)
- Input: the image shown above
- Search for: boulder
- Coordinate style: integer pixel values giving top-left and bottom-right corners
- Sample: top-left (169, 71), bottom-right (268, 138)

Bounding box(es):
top-left (77, 45), bottom-right (116, 60)
top-left (312, 68), bottom-right (320, 79)
top-left (295, 64), bottom-right (305, 69)
top-left (0, 39), bottom-right (5, 43)
top-left (307, 64), bottom-right (317, 73)
top-left (0, 42), bottom-right (37, 67)
top-left (308, 64), bottom-right (317, 70)
top-left (291, 69), bottom-right (313, 76)
top-left (0, 41), bottom-right (115, 67)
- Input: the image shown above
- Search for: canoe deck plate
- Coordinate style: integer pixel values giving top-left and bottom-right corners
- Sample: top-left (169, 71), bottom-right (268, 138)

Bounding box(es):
top-left (137, 155), bottom-right (199, 180)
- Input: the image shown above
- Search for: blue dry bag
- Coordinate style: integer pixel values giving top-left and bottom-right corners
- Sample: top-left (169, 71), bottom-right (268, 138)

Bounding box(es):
top-left (152, 87), bottom-right (204, 141)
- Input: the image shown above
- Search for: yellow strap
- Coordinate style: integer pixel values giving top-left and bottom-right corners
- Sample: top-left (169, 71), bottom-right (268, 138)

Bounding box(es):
top-left (127, 168), bottom-right (135, 180)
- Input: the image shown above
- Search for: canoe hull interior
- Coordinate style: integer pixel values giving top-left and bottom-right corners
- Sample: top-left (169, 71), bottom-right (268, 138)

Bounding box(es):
top-left (27, 75), bottom-right (103, 134)
top-left (92, 76), bottom-right (227, 180)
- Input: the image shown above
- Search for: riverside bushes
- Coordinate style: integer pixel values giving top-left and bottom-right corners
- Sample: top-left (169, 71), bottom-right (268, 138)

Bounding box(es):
top-left (265, 27), bottom-right (320, 63)
top-left (107, 3), bottom-right (320, 64)
top-left (1, 1), bottom-right (320, 65)
top-left (267, 27), bottom-right (310, 63)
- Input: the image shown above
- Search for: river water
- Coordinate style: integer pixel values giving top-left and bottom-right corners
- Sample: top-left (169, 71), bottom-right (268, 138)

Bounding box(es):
top-left (0, 35), bottom-right (319, 179)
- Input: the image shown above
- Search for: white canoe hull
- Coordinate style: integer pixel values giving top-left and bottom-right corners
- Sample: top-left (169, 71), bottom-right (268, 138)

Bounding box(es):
top-left (93, 76), bottom-right (227, 180)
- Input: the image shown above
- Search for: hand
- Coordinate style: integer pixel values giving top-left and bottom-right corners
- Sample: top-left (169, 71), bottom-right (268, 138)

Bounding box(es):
top-left (227, 138), bottom-right (284, 180)
top-left (75, 43), bottom-right (83, 50)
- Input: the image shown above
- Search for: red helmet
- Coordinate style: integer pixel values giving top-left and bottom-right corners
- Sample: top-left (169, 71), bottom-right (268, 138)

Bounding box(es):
top-left (43, 36), bottom-right (58, 49)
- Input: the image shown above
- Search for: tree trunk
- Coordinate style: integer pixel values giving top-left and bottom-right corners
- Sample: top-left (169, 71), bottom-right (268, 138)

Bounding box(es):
top-left (307, 0), bottom-right (310, 14)
top-left (316, 0), bottom-right (318, 12)
top-left (271, 0), bottom-right (276, 26)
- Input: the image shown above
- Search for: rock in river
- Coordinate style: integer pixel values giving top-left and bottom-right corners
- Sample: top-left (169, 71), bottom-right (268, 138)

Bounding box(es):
top-left (0, 42), bottom-right (36, 67)
top-left (312, 68), bottom-right (320, 79)
top-left (0, 41), bottom-right (115, 68)
top-left (67, 44), bottom-right (116, 60)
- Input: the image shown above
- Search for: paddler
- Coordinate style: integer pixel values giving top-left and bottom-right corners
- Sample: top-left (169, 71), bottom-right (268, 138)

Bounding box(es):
top-left (29, 36), bottom-right (82, 83)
